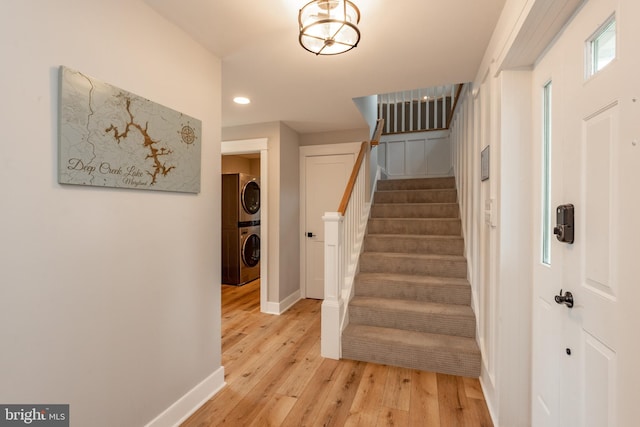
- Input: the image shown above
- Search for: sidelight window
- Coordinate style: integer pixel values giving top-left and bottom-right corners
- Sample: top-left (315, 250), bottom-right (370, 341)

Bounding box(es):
top-left (542, 81), bottom-right (552, 265)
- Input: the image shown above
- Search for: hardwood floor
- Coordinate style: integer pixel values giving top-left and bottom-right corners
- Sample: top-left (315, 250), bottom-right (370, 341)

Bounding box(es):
top-left (182, 280), bottom-right (494, 426)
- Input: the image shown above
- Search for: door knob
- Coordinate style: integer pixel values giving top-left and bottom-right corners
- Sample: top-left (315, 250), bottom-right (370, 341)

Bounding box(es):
top-left (306, 232), bottom-right (316, 238)
top-left (554, 289), bottom-right (574, 308)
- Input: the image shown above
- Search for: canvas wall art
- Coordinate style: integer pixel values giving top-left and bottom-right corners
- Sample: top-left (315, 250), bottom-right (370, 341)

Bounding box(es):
top-left (59, 66), bottom-right (202, 193)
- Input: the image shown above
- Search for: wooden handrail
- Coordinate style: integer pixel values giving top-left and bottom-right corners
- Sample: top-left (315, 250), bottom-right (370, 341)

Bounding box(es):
top-left (370, 118), bottom-right (384, 146)
top-left (336, 119), bottom-right (385, 215)
top-left (337, 140), bottom-right (368, 215)
top-left (445, 83), bottom-right (464, 129)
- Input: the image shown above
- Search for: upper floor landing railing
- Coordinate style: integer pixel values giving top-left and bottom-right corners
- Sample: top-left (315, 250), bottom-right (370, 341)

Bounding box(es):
top-left (378, 84), bottom-right (463, 134)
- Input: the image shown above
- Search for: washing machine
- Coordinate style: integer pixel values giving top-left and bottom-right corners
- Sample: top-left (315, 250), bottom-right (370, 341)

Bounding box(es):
top-left (221, 173), bottom-right (261, 285)
top-left (222, 173), bottom-right (260, 227)
top-left (222, 225), bottom-right (260, 285)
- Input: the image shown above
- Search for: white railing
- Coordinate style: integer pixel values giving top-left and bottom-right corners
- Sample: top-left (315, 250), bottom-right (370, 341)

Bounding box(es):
top-left (321, 120), bottom-right (383, 359)
top-left (378, 84), bottom-right (462, 134)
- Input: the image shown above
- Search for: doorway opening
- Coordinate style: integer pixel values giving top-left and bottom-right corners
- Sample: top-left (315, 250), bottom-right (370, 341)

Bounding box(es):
top-left (222, 138), bottom-right (269, 313)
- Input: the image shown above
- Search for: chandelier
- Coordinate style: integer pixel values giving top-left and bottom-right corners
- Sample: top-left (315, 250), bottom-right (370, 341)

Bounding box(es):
top-left (298, 0), bottom-right (361, 55)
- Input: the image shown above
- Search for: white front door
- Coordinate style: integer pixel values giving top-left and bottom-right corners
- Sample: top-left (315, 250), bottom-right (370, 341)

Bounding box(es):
top-left (532, 1), bottom-right (639, 426)
top-left (303, 154), bottom-right (354, 299)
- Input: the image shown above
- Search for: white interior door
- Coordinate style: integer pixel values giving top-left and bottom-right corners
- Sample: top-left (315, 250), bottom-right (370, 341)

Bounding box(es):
top-left (304, 154), bottom-right (354, 299)
top-left (532, 1), bottom-right (638, 426)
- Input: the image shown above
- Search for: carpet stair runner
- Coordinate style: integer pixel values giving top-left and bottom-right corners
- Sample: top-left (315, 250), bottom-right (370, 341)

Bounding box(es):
top-left (341, 176), bottom-right (481, 378)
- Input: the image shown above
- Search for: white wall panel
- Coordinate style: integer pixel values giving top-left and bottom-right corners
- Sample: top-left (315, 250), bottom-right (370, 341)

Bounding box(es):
top-left (406, 138), bottom-right (427, 175)
top-left (427, 137), bottom-right (453, 176)
top-left (387, 140), bottom-right (407, 176)
top-left (380, 131), bottom-right (452, 178)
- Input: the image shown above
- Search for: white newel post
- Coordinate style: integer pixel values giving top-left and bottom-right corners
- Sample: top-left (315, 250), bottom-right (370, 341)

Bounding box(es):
top-left (321, 212), bottom-right (344, 359)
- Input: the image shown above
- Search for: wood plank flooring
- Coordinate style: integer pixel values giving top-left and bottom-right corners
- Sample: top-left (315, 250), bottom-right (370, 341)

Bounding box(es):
top-left (182, 280), bottom-right (494, 427)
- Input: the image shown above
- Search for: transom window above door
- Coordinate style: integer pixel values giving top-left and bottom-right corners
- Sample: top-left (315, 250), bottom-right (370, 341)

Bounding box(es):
top-left (586, 14), bottom-right (616, 78)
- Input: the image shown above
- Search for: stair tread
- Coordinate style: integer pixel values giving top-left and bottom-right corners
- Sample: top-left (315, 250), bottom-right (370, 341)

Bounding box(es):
top-left (351, 296), bottom-right (474, 316)
top-left (374, 191), bottom-right (458, 204)
top-left (369, 217), bottom-right (460, 221)
top-left (343, 324), bottom-right (479, 354)
top-left (357, 272), bottom-right (469, 286)
top-left (380, 177), bottom-right (454, 183)
top-left (360, 252), bottom-right (467, 278)
top-left (372, 202), bottom-right (459, 206)
top-left (362, 252), bottom-right (466, 261)
top-left (370, 203), bottom-right (461, 219)
top-left (376, 188), bottom-right (456, 192)
top-left (366, 233), bottom-right (463, 240)
top-left (376, 178), bottom-right (456, 191)
top-left (355, 273), bottom-right (472, 306)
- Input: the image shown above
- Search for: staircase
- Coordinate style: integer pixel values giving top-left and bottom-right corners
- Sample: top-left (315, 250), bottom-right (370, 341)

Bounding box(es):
top-left (341, 176), bottom-right (481, 378)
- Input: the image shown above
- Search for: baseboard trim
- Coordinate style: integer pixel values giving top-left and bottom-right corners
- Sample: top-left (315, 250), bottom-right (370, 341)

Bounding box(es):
top-left (264, 290), bottom-right (301, 315)
top-left (479, 372), bottom-right (499, 427)
top-left (263, 301), bottom-right (280, 315)
top-left (145, 366), bottom-right (225, 427)
top-left (278, 290), bottom-right (301, 314)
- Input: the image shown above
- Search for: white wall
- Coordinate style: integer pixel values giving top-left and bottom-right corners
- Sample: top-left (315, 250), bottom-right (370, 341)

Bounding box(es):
top-left (299, 128), bottom-right (369, 146)
top-left (353, 95), bottom-right (379, 133)
top-left (495, 70), bottom-right (533, 426)
top-left (221, 156), bottom-right (260, 175)
top-left (0, 1), bottom-right (222, 426)
top-left (278, 123), bottom-right (301, 301)
top-left (352, 94), bottom-right (382, 188)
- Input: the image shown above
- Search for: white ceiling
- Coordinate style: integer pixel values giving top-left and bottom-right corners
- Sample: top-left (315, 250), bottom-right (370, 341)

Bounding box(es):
top-left (145, 0), bottom-right (506, 134)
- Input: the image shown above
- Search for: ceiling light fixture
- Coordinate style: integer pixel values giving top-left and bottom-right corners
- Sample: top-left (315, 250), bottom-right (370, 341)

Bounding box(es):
top-left (233, 96), bottom-right (251, 105)
top-left (298, 0), bottom-right (360, 56)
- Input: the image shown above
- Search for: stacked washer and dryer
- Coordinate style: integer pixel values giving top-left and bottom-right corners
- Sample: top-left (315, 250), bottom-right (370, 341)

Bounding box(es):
top-left (221, 173), bottom-right (261, 285)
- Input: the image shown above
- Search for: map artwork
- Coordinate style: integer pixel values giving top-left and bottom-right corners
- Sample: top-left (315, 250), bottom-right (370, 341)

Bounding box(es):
top-left (58, 66), bottom-right (202, 193)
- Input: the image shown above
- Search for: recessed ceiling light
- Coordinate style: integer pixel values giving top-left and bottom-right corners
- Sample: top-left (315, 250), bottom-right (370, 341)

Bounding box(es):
top-left (233, 97), bottom-right (251, 105)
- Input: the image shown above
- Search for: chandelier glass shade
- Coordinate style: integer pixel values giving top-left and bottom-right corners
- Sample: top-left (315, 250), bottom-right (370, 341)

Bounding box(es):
top-left (298, 0), bottom-right (361, 55)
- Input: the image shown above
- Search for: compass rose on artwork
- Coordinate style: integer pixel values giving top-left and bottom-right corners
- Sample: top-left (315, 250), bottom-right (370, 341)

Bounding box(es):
top-left (179, 122), bottom-right (197, 145)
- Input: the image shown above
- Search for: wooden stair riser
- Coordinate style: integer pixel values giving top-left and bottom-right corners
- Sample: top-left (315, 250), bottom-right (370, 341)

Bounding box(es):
top-left (363, 235), bottom-right (464, 255)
